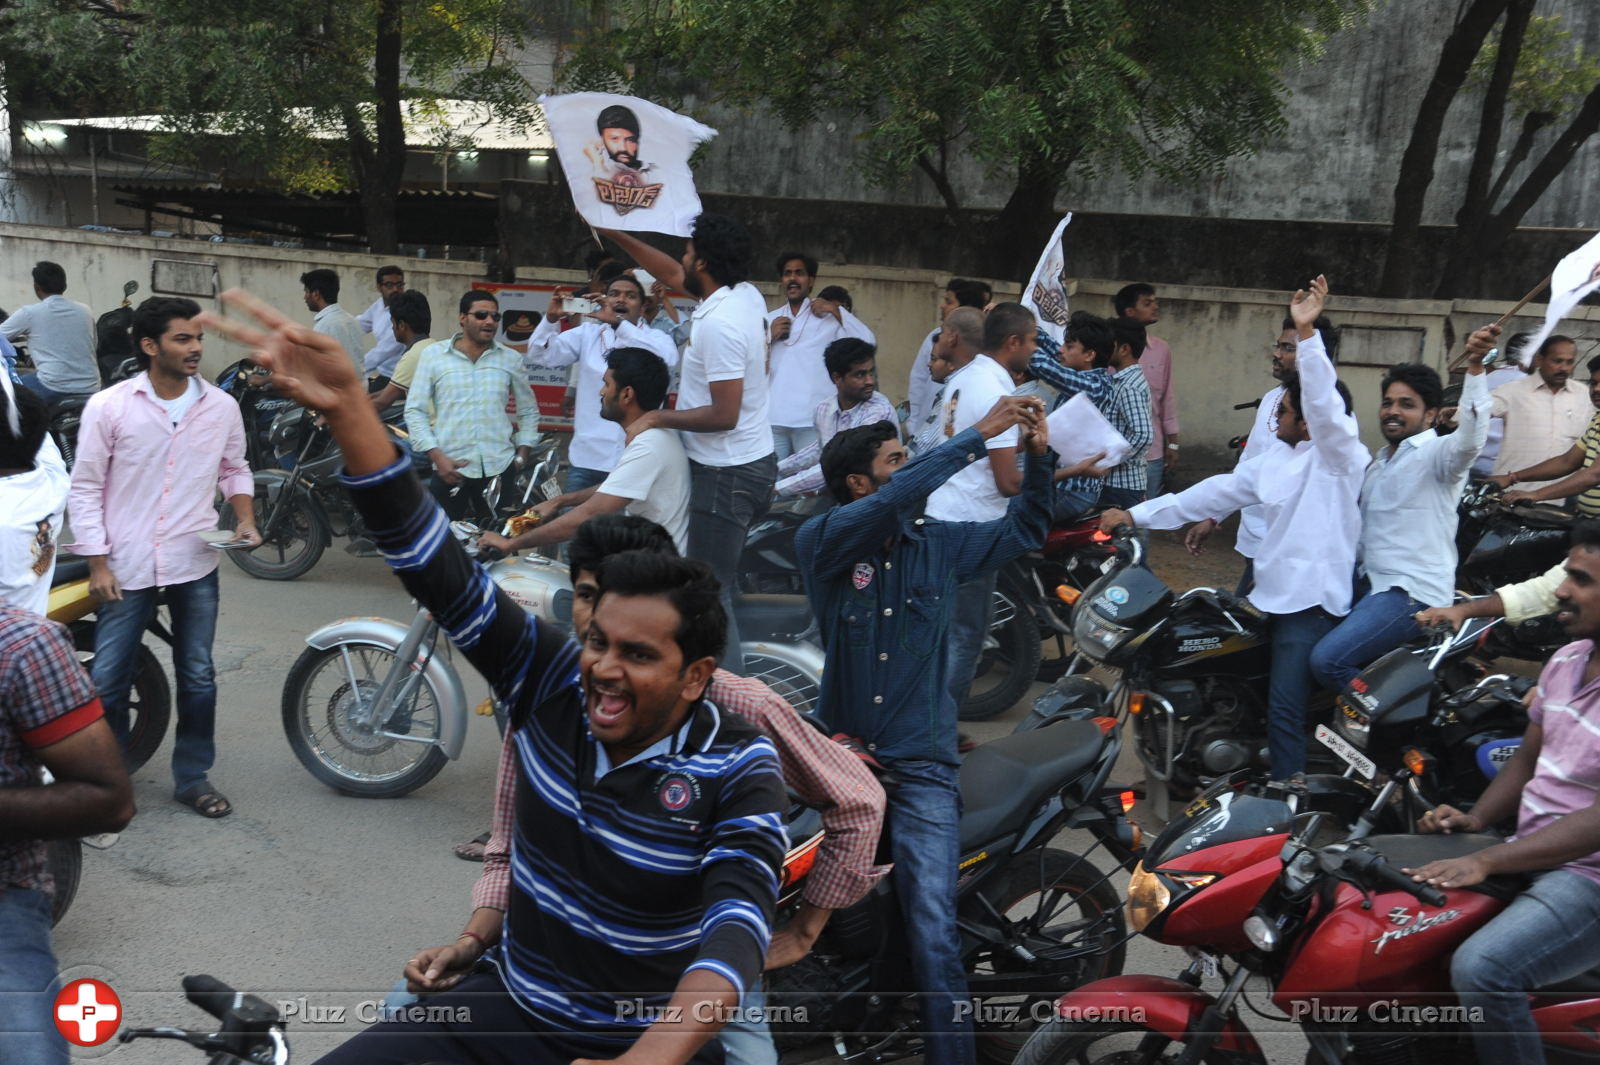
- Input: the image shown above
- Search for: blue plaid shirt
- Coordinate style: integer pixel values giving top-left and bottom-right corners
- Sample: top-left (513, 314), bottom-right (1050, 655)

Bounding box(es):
top-left (1106, 365), bottom-right (1153, 492)
top-left (1029, 331), bottom-right (1114, 498)
top-left (795, 427), bottom-right (1052, 764)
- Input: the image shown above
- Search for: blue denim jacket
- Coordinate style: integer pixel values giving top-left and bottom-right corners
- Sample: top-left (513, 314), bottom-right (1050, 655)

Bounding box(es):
top-left (795, 427), bottom-right (1052, 764)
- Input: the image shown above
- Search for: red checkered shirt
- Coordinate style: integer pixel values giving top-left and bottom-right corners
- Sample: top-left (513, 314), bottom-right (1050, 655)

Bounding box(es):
top-left (0, 607), bottom-right (103, 899)
top-left (474, 668), bottom-right (890, 914)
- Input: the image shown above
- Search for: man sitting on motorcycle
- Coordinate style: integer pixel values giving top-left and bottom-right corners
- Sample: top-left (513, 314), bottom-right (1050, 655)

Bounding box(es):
top-left (1101, 277), bottom-right (1368, 781)
top-left (796, 395), bottom-right (1053, 1065)
top-left (1408, 520), bottom-right (1600, 1065)
top-left (204, 291), bottom-right (789, 1065)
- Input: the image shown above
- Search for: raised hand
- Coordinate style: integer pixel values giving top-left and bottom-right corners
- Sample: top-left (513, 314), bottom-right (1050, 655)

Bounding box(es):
top-left (1462, 323), bottom-right (1501, 367)
top-left (972, 395), bottom-right (1046, 441)
top-left (200, 290), bottom-right (363, 413)
top-left (1289, 274), bottom-right (1330, 337)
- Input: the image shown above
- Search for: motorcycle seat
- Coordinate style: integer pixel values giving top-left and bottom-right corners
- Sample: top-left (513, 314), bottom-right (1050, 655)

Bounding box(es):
top-left (1363, 833), bottom-right (1527, 901)
top-left (51, 557), bottom-right (90, 587)
top-left (958, 720), bottom-right (1105, 850)
top-left (732, 594), bottom-right (814, 642)
top-left (45, 394), bottom-right (90, 418)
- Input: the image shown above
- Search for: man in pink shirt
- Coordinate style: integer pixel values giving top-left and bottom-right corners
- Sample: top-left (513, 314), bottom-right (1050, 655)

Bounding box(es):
top-left (1115, 283), bottom-right (1180, 494)
top-left (67, 297), bottom-right (257, 818)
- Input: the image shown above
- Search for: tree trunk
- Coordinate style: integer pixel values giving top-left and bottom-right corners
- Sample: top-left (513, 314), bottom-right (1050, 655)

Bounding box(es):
top-left (982, 151), bottom-right (1062, 282)
top-left (352, 0), bottom-right (405, 253)
top-left (1378, 0), bottom-right (1510, 297)
top-left (1455, 0), bottom-right (1533, 226)
top-left (915, 148), bottom-right (972, 246)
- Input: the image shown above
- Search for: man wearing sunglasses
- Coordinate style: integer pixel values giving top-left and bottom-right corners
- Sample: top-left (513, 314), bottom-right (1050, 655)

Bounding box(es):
top-left (404, 289), bottom-right (539, 520)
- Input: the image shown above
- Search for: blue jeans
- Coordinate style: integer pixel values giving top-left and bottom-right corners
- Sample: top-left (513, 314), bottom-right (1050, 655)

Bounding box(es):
top-left (94, 570), bottom-right (220, 795)
top-left (1453, 868), bottom-right (1600, 1065)
top-left (1266, 607), bottom-right (1336, 778)
top-left (0, 888), bottom-right (66, 1065)
top-left (943, 568), bottom-right (999, 718)
top-left (883, 758), bottom-right (974, 1065)
top-left (1309, 586), bottom-right (1424, 690)
top-left (564, 465), bottom-right (609, 495)
top-left (1146, 458), bottom-right (1165, 497)
top-left (1098, 486), bottom-right (1145, 510)
top-left (720, 985), bottom-right (778, 1065)
top-left (18, 374), bottom-right (88, 406)
top-left (1052, 483), bottom-right (1101, 523)
top-left (688, 454), bottom-right (777, 675)
top-left (771, 426), bottom-right (818, 462)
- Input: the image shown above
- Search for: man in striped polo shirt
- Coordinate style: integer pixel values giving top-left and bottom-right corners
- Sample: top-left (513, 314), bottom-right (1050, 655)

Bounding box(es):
top-left (1407, 520), bottom-right (1600, 1064)
top-left (205, 292), bottom-right (788, 1065)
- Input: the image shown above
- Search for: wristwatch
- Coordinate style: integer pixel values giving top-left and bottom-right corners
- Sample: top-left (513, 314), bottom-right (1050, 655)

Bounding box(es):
top-left (1166, 444), bottom-right (1180, 451)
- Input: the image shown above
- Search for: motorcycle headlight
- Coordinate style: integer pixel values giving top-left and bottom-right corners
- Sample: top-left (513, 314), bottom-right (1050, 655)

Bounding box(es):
top-left (1126, 862), bottom-right (1170, 932)
top-left (269, 407), bottom-right (306, 452)
top-left (1333, 695), bottom-right (1371, 749)
top-left (1242, 914), bottom-right (1280, 952)
top-left (1073, 606), bottom-right (1131, 662)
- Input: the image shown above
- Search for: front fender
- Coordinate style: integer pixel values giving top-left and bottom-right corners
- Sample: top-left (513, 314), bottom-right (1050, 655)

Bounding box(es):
top-left (1050, 975), bottom-right (1263, 1056)
top-left (305, 617), bottom-right (470, 760)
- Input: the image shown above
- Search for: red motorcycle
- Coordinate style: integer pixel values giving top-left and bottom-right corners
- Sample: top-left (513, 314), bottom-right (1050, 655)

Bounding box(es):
top-left (1014, 772), bottom-right (1600, 1065)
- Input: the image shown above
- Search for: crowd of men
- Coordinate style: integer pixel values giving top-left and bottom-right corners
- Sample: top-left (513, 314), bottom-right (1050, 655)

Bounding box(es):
top-left (1, 214), bottom-right (1599, 1065)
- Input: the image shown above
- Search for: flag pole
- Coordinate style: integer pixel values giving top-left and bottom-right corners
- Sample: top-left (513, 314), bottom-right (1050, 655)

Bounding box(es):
top-left (1447, 273), bottom-right (1552, 372)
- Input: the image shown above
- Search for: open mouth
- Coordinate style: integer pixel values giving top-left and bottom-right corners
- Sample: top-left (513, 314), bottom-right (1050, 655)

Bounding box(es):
top-left (588, 683), bottom-right (631, 728)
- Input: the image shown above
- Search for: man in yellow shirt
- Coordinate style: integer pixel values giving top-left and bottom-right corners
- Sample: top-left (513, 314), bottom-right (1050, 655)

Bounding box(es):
top-left (368, 291), bottom-right (433, 413)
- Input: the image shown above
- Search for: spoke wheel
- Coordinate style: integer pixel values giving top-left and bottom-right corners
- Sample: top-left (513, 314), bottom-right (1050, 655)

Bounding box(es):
top-left (221, 483), bottom-right (328, 581)
top-left (961, 576), bottom-right (1044, 721)
top-left (743, 647), bottom-right (821, 716)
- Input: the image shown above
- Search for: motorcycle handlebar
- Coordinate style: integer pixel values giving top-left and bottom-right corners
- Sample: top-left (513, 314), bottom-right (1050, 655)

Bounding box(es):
top-left (1344, 848), bottom-right (1448, 907)
top-left (181, 974), bottom-right (239, 1021)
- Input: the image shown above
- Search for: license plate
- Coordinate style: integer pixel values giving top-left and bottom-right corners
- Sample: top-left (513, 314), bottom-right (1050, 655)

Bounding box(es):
top-left (1315, 724), bottom-right (1376, 779)
top-left (541, 476), bottom-right (562, 500)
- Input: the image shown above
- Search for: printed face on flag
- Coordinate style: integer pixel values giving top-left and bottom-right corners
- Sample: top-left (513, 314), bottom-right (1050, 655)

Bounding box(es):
top-left (1021, 214), bottom-right (1074, 344)
top-left (541, 92), bottom-right (718, 237)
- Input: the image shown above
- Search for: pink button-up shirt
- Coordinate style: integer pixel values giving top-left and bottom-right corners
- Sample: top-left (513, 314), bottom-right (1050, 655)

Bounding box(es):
top-left (1140, 335), bottom-right (1180, 460)
top-left (67, 374), bottom-right (253, 591)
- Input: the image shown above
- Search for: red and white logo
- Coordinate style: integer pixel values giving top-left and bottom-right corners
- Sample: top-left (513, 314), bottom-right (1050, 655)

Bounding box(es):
top-left (54, 978), bottom-right (122, 1046)
top-left (852, 563), bottom-right (874, 590)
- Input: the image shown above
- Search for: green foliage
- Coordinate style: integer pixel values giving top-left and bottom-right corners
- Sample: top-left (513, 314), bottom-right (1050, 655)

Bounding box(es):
top-left (563, 0), bottom-right (1370, 204)
top-left (1470, 13), bottom-right (1600, 118)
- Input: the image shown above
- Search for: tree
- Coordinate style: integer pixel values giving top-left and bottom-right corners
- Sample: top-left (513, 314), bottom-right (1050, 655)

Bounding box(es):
top-left (1379, 3), bottom-right (1600, 298)
top-left (0, 0), bottom-right (540, 252)
top-left (562, 0), bottom-right (1369, 278)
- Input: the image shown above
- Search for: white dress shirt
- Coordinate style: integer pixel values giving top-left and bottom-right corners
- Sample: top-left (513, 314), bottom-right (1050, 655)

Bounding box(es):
top-left (1359, 370), bottom-right (1491, 607)
top-left (1232, 383), bottom-right (1286, 559)
top-left (0, 295), bottom-right (98, 394)
top-left (906, 327), bottom-right (941, 435)
top-left (764, 298), bottom-right (876, 428)
top-left (1131, 334), bottom-right (1366, 616)
top-left (926, 353), bottom-right (1020, 523)
top-left (358, 297), bottom-right (407, 377)
top-left (524, 316), bottom-right (680, 473)
top-left (312, 303), bottom-right (371, 378)
top-left (679, 282), bottom-right (774, 467)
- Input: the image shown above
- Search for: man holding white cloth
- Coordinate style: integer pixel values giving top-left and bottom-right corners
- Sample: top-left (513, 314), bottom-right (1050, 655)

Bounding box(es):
top-left (1101, 277), bottom-right (1365, 779)
top-left (766, 252), bottom-right (876, 460)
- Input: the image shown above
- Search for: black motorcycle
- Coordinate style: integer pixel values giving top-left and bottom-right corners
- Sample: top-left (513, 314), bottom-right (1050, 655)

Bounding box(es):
top-left (1455, 479), bottom-right (1570, 661)
top-left (770, 716), bottom-right (1141, 1065)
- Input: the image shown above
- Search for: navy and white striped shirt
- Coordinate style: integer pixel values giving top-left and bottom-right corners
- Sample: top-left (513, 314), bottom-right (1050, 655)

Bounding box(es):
top-left (341, 452), bottom-right (787, 1041)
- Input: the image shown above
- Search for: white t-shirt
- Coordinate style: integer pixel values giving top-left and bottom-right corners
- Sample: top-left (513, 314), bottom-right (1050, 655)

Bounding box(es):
top-left (154, 376), bottom-right (203, 427)
top-left (926, 354), bottom-right (1019, 522)
top-left (677, 282), bottom-right (774, 467)
top-left (0, 435), bottom-right (70, 616)
top-left (597, 427), bottom-right (691, 553)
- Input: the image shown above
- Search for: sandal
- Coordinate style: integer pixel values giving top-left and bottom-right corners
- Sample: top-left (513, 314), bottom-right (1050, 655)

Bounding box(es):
top-left (176, 788), bottom-right (233, 819)
top-left (453, 830), bottom-right (492, 862)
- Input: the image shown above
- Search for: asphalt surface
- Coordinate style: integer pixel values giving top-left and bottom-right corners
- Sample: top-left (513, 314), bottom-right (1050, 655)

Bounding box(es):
top-left (54, 533), bottom-right (1319, 1064)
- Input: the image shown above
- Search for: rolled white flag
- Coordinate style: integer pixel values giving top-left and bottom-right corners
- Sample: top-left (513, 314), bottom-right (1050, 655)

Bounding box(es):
top-left (1520, 230), bottom-right (1600, 367)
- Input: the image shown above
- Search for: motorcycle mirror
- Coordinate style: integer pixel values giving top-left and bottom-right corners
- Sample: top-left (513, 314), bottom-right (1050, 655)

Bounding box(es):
top-left (123, 280), bottom-right (139, 298)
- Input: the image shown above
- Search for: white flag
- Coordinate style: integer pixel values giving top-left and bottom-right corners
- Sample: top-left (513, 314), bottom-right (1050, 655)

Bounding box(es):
top-left (1521, 230), bottom-right (1600, 366)
top-left (1021, 213), bottom-right (1073, 344)
top-left (539, 92), bottom-right (717, 237)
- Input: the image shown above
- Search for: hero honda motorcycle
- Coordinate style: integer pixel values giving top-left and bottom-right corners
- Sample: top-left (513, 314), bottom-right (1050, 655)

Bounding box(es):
top-left (1454, 479), bottom-right (1571, 662)
top-left (768, 713), bottom-right (1143, 1065)
top-left (1017, 762), bottom-right (1600, 1065)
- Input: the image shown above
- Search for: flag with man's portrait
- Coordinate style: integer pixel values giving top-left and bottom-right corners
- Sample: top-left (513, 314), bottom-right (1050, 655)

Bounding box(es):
top-left (1021, 213), bottom-right (1074, 344)
top-left (539, 92), bottom-right (717, 237)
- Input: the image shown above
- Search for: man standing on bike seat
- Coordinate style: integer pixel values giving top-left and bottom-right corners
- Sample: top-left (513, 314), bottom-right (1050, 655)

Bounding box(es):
top-left (1407, 521), bottom-right (1600, 1065)
top-left (1101, 277), bottom-right (1367, 781)
top-left (795, 395), bottom-right (1054, 1065)
top-left (205, 290), bottom-right (789, 1065)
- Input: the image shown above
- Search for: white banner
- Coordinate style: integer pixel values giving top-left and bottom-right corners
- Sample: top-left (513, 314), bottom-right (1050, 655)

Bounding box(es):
top-left (1522, 230), bottom-right (1600, 366)
top-left (539, 92), bottom-right (717, 237)
top-left (1021, 213), bottom-right (1074, 344)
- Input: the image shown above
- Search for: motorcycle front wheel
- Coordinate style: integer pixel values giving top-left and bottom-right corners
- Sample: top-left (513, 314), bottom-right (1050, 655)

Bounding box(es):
top-left (69, 622), bottom-right (171, 772)
top-left (742, 643), bottom-right (822, 717)
top-left (967, 849), bottom-right (1127, 1065)
top-left (221, 483), bottom-right (329, 581)
top-left (281, 643), bottom-right (449, 797)
top-left (1015, 1018), bottom-right (1262, 1065)
top-left (961, 576), bottom-right (1044, 722)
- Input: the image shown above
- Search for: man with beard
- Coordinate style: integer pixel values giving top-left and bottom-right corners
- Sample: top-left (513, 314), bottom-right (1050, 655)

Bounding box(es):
top-left (202, 291), bottom-right (788, 1065)
top-left (525, 273), bottom-right (679, 495)
top-left (591, 104), bottom-right (649, 180)
top-left (1408, 519), bottom-right (1600, 1065)
top-left (600, 215), bottom-right (775, 674)
top-left (1307, 324), bottom-right (1500, 690)
top-left (766, 252), bottom-right (876, 460)
top-left (1489, 348), bottom-right (1600, 516)
top-left (1487, 334), bottom-right (1590, 497)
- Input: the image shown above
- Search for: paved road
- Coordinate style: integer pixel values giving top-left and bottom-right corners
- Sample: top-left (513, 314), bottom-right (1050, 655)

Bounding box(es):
top-left (54, 537), bottom-right (1312, 1063)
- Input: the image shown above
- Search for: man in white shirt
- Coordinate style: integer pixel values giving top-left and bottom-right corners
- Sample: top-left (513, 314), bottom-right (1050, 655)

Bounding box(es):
top-left (0, 376), bottom-right (69, 614)
top-left (906, 279), bottom-right (990, 435)
top-left (776, 338), bottom-right (897, 497)
top-left (766, 251), bottom-right (876, 460)
top-left (1103, 277), bottom-right (1366, 779)
top-left (602, 214), bottom-right (776, 674)
top-left (1308, 325), bottom-right (1499, 692)
top-left (525, 274), bottom-right (680, 495)
top-left (480, 346), bottom-right (689, 556)
top-left (357, 265), bottom-right (408, 379)
top-left (1489, 334), bottom-right (1591, 495)
top-left (301, 268), bottom-right (370, 378)
top-left (927, 302), bottom-right (1038, 718)
top-left (2, 261), bottom-right (99, 401)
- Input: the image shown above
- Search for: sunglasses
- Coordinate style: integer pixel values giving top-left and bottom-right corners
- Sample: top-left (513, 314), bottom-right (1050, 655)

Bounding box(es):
top-left (469, 311), bottom-right (502, 322)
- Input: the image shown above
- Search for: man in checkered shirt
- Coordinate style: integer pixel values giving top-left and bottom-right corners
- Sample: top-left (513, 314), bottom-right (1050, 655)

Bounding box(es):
top-left (1099, 318), bottom-right (1155, 510)
top-left (0, 606), bottom-right (134, 1063)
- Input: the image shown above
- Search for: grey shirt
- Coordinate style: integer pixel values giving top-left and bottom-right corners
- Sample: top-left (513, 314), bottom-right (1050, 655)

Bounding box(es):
top-left (312, 303), bottom-right (370, 378)
top-left (0, 295), bottom-right (98, 394)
